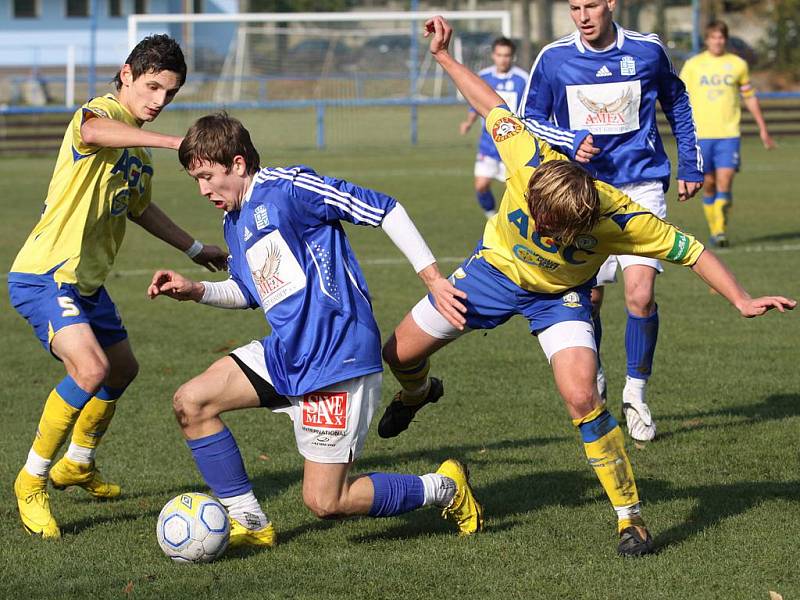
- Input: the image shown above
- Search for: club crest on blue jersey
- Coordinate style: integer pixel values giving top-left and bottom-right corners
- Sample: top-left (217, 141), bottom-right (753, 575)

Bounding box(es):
top-left (620, 56), bottom-right (636, 76)
top-left (254, 205), bottom-right (270, 230)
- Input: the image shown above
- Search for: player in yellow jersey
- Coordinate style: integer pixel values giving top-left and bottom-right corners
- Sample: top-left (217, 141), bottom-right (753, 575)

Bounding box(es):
top-left (8, 35), bottom-right (227, 539)
top-left (377, 16), bottom-right (795, 556)
top-left (680, 21), bottom-right (775, 247)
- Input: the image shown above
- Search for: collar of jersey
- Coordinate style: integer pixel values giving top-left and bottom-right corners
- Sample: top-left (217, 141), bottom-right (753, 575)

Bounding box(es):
top-left (574, 22), bottom-right (624, 54)
top-left (242, 174), bottom-right (258, 205)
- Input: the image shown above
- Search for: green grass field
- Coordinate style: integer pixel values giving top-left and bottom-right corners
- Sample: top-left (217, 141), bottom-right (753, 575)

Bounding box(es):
top-left (1, 106), bottom-right (798, 599)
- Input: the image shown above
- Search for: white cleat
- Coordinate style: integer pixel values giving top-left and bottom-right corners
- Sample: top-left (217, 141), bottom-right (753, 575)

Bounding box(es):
top-left (622, 378), bottom-right (656, 442)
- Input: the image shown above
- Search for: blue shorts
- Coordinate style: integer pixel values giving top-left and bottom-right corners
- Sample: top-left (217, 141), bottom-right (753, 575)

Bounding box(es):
top-left (440, 254), bottom-right (593, 335)
top-left (8, 271), bottom-right (127, 354)
top-left (699, 137), bottom-right (741, 173)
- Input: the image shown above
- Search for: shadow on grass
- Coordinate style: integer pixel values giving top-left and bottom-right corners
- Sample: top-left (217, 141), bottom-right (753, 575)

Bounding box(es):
top-left (656, 393), bottom-right (800, 440)
top-left (639, 477), bottom-right (800, 552)
top-left (739, 231), bottom-right (800, 244)
top-left (64, 508), bottom-right (161, 535)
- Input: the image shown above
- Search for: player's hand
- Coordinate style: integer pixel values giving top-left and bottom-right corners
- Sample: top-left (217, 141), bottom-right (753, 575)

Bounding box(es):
top-left (737, 296), bottom-right (796, 318)
top-left (677, 179), bottom-right (702, 202)
top-left (575, 134), bottom-right (600, 163)
top-left (424, 16), bottom-right (452, 56)
top-left (459, 120), bottom-right (472, 135)
top-left (192, 244), bottom-right (228, 272)
top-left (760, 130), bottom-right (776, 150)
top-left (148, 270), bottom-right (203, 302)
top-left (427, 276), bottom-right (468, 330)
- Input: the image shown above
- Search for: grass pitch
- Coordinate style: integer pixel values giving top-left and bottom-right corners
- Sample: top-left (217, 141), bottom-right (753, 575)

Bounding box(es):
top-left (0, 106), bottom-right (798, 599)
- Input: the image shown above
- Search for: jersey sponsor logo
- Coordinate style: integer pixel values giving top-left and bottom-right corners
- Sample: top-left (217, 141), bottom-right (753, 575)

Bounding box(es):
top-left (492, 117), bottom-right (523, 142)
top-left (302, 391), bottom-right (348, 429)
top-left (243, 226), bottom-right (253, 242)
top-left (620, 56), bottom-right (636, 76)
top-left (512, 244), bottom-right (559, 271)
top-left (110, 148), bottom-right (153, 196)
top-left (699, 74), bottom-right (736, 87)
top-left (254, 205), bottom-right (270, 230)
top-left (246, 230), bottom-right (306, 312)
top-left (595, 65), bottom-right (613, 78)
top-left (566, 80), bottom-right (641, 135)
top-left (666, 232), bottom-right (691, 261)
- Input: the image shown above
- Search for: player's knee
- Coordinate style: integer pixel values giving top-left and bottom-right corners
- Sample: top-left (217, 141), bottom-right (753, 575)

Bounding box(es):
top-left (625, 287), bottom-right (655, 316)
top-left (114, 357), bottom-right (140, 389)
top-left (172, 383), bottom-right (211, 427)
top-left (564, 387), bottom-right (597, 417)
top-left (71, 356), bottom-right (111, 392)
top-left (303, 490), bottom-right (343, 520)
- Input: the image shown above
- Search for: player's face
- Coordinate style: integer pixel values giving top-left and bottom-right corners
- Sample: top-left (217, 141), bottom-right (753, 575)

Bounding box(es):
top-left (187, 157), bottom-right (249, 212)
top-left (118, 65), bottom-right (182, 122)
top-left (705, 30), bottom-right (727, 56)
top-left (569, 0), bottom-right (616, 48)
top-left (492, 45), bottom-right (514, 73)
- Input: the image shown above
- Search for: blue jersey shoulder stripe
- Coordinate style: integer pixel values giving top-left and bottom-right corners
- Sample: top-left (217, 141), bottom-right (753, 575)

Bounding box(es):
top-left (295, 172), bottom-right (386, 218)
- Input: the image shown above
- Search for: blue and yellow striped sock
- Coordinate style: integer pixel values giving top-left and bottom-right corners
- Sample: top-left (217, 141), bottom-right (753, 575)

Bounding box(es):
top-left (390, 359), bottom-right (431, 406)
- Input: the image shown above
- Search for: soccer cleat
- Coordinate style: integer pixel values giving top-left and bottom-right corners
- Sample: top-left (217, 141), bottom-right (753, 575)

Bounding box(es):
top-left (49, 457), bottom-right (121, 499)
top-left (618, 524), bottom-right (655, 557)
top-left (228, 518), bottom-right (277, 549)
top-left (622, 386), bottom-right (656, 442)
top-left (14, 469), bottom-right (61, 539)
top-left (378, 377), bottom-right (444, 438)
top-left (709, 234), bottom-right (729, 248)
top-left (436, 459), bottom-right (484, 536)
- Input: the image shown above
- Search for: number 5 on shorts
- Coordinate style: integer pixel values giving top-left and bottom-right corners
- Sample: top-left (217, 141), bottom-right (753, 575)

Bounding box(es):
top-left (58, 296), bottom-right (80, 317)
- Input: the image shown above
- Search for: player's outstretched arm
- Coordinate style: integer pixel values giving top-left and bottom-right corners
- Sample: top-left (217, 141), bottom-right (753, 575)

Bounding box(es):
top-left (690, 250), bottom-right (796, 317)
top-left (424, 16), bottom-right (503, 118)
top-left (81, 116), bottom-right (182, 150)
top-left (148, 270), bottom-right (204, 302)
top-left (131, 203), bottom-right (228, 272)
top-left (418, 263), bottom-right (468, 330)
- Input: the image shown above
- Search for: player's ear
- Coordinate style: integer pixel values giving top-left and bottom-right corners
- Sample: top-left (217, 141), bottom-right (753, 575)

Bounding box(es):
top-left (120, 64), bottom-right (134, 87)
top-left (233, 155), bottom-right (246, 176)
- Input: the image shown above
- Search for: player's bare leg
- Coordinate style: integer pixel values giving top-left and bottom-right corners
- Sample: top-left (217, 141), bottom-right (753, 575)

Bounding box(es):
top-left (474, 175), bottom-right (497, 218)
top-left (550, 346), bottom-right (653, 556)
top-left (302, 459), bottom-right (482, 535)
top-left (173, 357), bottom-right (274, 548)
top-left (620, 264), bottom-right (658, 442)
top-left (14, 324), bottom-right (110, 538)
top-left (379, 311), bottom-right (454, 438)
top-left (590, 286), bottom-right (606, 400)
top-left (51, 338), bottom-right (138, 499)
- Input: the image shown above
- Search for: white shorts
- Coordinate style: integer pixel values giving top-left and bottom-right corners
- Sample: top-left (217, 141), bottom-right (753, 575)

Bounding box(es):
top-left (596, 180), bottom-right (666, 286)
top-left (474, 154), bottom-right (506, 182)
top-left (410, 296), bottom-right (595, 363)
top-left (231, 340), bottom-right (381, 464)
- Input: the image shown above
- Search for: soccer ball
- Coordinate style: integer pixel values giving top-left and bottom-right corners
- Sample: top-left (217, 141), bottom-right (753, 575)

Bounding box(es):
top-left (156, 492), bottom-right (230, 563)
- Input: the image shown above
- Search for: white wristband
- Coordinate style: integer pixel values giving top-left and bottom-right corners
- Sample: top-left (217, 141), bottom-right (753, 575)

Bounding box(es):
top-left (185, 240), bottom-right (204, 259)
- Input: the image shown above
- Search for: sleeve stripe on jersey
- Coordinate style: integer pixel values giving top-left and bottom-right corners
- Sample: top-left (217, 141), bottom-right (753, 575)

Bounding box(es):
top-left (294, 172), bottom-right (386, 218)
top-left (521, 117), bottom-right (575, 145)
top-left (262, 172), bottom-right (383, 226)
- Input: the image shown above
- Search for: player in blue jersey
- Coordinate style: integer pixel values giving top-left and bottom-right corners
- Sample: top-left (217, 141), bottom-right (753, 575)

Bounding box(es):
top-left (518, 0), bottom-right (705, 442)
top-left (147, 113), bottom-right (483, 547)
top-left (459, 37), bottom-right (528, 218)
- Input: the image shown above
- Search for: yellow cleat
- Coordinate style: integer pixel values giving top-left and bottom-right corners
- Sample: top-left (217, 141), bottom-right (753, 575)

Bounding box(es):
top-left (228, 518), bottom-right (277, 549)
top-left (436, 459), bottom-right (484, 536)
top-left (49, 457), bottom-right (121, 499)
top-left (14, 469), bottom-right (61, 539)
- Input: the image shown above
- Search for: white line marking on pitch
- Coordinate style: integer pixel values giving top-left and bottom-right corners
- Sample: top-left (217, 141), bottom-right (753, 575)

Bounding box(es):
top-left (2, 243), bottom-right (799, 281)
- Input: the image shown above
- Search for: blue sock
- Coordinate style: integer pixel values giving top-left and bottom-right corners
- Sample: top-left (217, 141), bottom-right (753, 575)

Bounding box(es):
top-left (625, 308), bottom-right (659, 379)
top-left (578, 409), bottom-right (618, 443)
top-left (186, 427), bottom-right (252, 498)
top-left (715, 191), bottom-right (732, 203)
top-left (96, 385), bottom-right (126, 401)
top-left (476, 189), bottom-right (495, 212)
top-left (702, 194), bottom-right (715, 206)
top-left (368, 473), bottom-right (424, 517)
top-left (55, 375), bottom-right (95, 409)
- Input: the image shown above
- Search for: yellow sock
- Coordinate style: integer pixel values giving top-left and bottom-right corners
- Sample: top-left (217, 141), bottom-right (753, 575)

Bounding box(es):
top-left (71, 397), bottom-right (117, 450)
top-left (573, 406), bottom-right (640, 518)
top-left (390, 359), bottom-right (431, 406)
top-left (702, 197), bottom-right (721, 237)
top-left (714, 199), bottom-right (730, 235)
top-left (31, 389), bottom-right (81, 461)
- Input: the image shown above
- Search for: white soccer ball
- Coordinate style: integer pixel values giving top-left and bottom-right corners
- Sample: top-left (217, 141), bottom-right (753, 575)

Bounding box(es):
top-left (156, 492), bottom-right (230, 563)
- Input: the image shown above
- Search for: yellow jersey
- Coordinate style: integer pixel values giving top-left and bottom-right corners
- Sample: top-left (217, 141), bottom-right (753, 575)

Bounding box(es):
top-left (11, 94), bottom-right (153, 295)
top-left (480, 106), bottom-right (705, 294)
top-left (679, 51), bottom-right (754, 139)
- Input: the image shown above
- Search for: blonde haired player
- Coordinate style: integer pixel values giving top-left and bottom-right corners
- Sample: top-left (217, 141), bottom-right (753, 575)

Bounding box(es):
top-left (377, 16), bottom-right (795, 557)
top-left (8, 35), bottom-right (227, 538)
top-left (680, 21), bottom-right (775, 247)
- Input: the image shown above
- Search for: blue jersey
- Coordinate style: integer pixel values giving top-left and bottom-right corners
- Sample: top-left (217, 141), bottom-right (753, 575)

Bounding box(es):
top-left (223, 165), bottom-right (395, 397)
top-left (518, 25), bottom-right (702, 189)
top-left (475, 65), bottom-right (529, 159)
